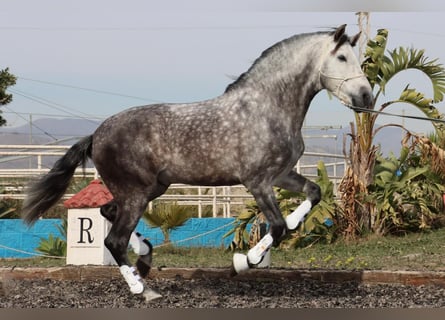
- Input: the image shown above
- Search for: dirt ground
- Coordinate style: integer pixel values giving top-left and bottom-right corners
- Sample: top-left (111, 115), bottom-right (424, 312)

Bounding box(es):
top-left (2, 276), bottom-right (445, 308)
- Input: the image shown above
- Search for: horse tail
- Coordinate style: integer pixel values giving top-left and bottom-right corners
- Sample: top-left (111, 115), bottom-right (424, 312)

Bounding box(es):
top-left (22, 135), bottom-right (93, 225)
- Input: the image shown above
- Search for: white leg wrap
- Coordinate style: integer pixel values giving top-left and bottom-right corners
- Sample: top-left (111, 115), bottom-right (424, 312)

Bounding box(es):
top-left (247, 233), bottom-right (273, 265)
top-left (232, 234), bottom-right (273, 274)
top-left (256, 249), bottom-right (271, 268)
top-left (232, 253), bottom-right (250, 274)
top-left (285, 199), bottom-right (312, 230)
top-left (120, 265), bottom-right (144, 294)
top-left (129, 232), bottom-right (150, 256)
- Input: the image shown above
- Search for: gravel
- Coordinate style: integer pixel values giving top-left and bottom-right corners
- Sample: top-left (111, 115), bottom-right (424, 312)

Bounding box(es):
top-left (2, 277), bottom-right (445, 308)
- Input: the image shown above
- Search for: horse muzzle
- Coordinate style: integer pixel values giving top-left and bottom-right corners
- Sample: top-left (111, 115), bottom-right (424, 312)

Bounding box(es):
top-left (351, 86), bottom-right (374, 112)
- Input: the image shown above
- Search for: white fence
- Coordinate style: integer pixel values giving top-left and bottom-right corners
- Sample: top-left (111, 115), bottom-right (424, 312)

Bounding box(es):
top-left (0, 144), bottom-right (347, 217)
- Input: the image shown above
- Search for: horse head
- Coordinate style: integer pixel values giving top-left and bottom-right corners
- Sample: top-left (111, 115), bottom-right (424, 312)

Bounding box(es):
top-left (319, 24), bottom-right (373, 111)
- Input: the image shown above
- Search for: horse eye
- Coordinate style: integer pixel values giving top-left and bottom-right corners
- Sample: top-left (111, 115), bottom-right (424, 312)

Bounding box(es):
top-left (338, 54), bottom-right (347, 62)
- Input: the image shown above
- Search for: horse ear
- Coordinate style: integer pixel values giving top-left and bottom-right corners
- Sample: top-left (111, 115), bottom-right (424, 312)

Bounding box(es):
top-left (334, 24), bottom-right (347, 42)
top-left (350, 32), bottom-right (361, 47)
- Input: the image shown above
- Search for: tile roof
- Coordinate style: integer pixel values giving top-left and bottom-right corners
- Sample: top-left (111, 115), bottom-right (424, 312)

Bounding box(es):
top-left (63, 179), bottom-right (113, 209)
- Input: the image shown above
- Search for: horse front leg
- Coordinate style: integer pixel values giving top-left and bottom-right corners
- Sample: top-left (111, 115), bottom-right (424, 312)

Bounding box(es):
top-left (231, 185), bottom-right (286, 275)
top-left (275, 170), bottom-right (321, 230)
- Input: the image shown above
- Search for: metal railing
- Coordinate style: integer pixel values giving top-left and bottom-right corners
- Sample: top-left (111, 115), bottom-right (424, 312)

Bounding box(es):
top-left (0, 144), bottom-right (347, 217)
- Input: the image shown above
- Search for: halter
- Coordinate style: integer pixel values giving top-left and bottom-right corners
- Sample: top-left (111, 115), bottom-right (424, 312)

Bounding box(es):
top-left (318, 69), bottom-right (366, 99)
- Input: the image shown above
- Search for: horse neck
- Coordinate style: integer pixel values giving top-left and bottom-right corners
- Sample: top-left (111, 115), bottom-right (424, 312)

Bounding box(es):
top-left (227, 35), bottom-right (327, 126)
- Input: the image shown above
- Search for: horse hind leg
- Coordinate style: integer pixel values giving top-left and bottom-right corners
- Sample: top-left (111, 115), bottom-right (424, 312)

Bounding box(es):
top-left (101, 185), bottom-right (166, 300)
top-left (100, 201), bottom-right (153, 278)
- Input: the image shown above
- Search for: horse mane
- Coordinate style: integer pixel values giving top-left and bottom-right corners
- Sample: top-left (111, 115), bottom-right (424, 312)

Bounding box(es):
top-left (224, 33), bottom-right (314, 93)
top-left (224, 27), bottom-right (351, 93)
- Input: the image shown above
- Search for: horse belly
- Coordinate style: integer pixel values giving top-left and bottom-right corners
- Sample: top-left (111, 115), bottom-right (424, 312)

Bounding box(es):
top-left (164, 155), bottom-right (241, 186)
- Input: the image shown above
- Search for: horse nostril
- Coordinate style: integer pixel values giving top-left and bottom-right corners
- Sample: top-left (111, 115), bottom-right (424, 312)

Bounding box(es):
top-left (361, 87), bottom-right (373, 108)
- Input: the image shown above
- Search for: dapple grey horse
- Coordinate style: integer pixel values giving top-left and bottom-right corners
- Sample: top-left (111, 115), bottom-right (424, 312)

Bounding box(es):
top-left (22, 24), bottom-right (373, 300)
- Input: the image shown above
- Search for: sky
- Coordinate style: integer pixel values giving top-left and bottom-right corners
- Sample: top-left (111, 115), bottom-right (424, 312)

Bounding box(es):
top-left (2, 0), bottom-right (445, 139)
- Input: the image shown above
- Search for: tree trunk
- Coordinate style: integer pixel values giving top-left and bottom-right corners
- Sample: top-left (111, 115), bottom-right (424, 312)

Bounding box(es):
top-left (339, 121), bottom-right (377, 239)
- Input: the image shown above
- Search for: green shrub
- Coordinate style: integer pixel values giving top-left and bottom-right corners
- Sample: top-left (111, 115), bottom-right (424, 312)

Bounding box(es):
top-left (367, 147), bottom-right (445, 235)
top-left (225, 161), bottom-right (339, 250)
top-left (36, 217), bottom-right (67, 257)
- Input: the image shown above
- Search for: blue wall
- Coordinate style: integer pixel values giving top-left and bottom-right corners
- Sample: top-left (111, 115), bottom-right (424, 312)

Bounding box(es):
top-left (0, 218), bottom-right (236, 258)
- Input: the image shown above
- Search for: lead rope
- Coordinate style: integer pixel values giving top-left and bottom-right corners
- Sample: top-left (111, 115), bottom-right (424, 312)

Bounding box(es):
top-left (349, 106), bottom-right (445, 124)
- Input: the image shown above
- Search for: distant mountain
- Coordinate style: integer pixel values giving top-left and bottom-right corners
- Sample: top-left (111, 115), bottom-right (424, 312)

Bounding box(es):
top-left (0, 118), bottom-right (100, 145)
top-left (0, 118), bottom-right (100, 169)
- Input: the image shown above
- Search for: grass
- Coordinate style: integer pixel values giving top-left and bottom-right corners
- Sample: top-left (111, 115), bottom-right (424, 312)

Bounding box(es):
top-left (2, 228), bottom-right (445, 271)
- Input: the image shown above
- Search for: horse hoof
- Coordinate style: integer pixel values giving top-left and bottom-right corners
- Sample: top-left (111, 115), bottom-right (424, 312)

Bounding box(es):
top-left (143, 288), bottom-right (162, 302)
top-left (232, 253), bottom-right (250, 275)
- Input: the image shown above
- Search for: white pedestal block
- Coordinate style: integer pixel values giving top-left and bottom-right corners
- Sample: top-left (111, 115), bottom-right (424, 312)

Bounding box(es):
top-left (66, 208), bottom-right (116, 265)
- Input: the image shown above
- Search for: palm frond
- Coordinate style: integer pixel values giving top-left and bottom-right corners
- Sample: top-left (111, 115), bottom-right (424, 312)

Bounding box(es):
top-left (362, 28), bottom-right (389, 90)
top-left (383, 87), bottom-right (445, 139)
top-left (143, 202), bottom-right (192, 231)
top-left (380, 48), bottom-right (445, 102)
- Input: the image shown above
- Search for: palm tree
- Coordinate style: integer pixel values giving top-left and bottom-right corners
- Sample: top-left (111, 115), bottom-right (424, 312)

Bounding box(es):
top-left (338, 28), bottom-right (445, 238)
top-left (142, 201), bottom-right (192, 244)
